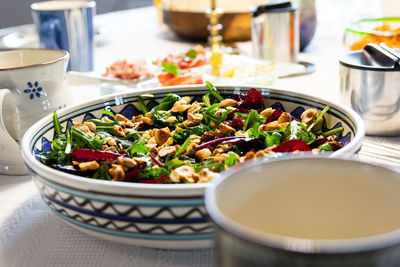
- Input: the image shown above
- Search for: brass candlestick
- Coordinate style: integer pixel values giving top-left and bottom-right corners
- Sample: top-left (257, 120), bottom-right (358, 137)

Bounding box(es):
top-left (206, 0), bottom-right (223, 76)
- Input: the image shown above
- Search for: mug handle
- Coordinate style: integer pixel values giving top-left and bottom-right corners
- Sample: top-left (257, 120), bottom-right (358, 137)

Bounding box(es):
top-left (0, 89), bottom-right (27, 175)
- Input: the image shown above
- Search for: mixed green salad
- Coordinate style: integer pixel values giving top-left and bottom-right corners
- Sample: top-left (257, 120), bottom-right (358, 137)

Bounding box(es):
top-left (40, 82), bottom-right (345, 184)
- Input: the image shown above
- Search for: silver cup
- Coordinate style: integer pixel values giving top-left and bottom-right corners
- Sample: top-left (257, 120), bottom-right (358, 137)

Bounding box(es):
top-left (251, 1), bottom-right (299, 63)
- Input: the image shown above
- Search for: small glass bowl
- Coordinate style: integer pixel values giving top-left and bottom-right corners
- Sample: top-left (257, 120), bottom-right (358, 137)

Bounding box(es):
top-left (344, 18), bottom-right (400, 51)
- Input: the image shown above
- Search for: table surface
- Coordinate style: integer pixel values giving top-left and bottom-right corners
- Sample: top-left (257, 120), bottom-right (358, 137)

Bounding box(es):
top-left (1, 3), bottom-right (400, 267)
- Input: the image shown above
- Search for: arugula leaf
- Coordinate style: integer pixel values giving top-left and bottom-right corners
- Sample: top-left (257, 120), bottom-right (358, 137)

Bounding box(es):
top-left (137, 165), bottom-right (169, 180)
top-left (164, 158), bottom-right (186, 170)
top-left (224, 153), bottom-right (238, 168)
top-left (243, 110), bottom-right (264, 131)
top-left (86, 119), bottom-right (119, 134)
top-left (321, 127), bottom-right (344, 137)
top-left (125, 131), bottom-right (140, 142)
top-left (93, 164), bottom-right (111, 180)
top-left (320, 143), bottom-right (332, 151)
top-left (248, 122), bottom-right (261, 138)
top-left (127, 142), bottom-right (149, 157)
top-left (102, 110), bottom-right (115, 119)
top-left (175, 137), bottom-right (191, 157)
top-left (53, 111), bottom-right (62, 136)
top-left (162, 62), bottom-right (180, 76)
top-left (260, 131), bottom-right (282, 147)
top-left (151, 93), bottom-right (181, 127)
top-left (71, 127), bottom-right (102, 150)
top-left (289, 121), bottom-right (309, 142)
top-left (202, 93), bottom-right (211, 107)
top-left (206, 81), bottom-right (223, 102)
top-left (173, 125), bottom-right (210, 144)
top-left (65, 127), bottom-right (72, 154)
top-left (193, 159), bottom-right (224, 173)
top-left (307, 106), bottom-right (329, 133)
top-left (137, 96), bottom-right (149, 114)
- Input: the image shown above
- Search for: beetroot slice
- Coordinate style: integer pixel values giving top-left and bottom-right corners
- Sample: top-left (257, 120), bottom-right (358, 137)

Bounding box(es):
top-left (236, 88), bottom-right (265, 113)
top-left (230, 115), bottom-right (244, 131)
top-left (309, 137), bottom-right (328, 149)
top-left (265, 108), bottom-right (283, 124)
top-left (125, 168), bottom-right (144, 180)
top-left (272, 140), bottom-right (311, 153)
top-left (71, 149), bottom-right (122, 162)
top-left (149, 154), bottom-right (164, 167)
top-left (139, 176), bottom-right (170, 184)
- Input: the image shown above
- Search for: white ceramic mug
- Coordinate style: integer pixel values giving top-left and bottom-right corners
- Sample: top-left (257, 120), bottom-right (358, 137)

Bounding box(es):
top-left (0, 49), bottom-right (70, 175)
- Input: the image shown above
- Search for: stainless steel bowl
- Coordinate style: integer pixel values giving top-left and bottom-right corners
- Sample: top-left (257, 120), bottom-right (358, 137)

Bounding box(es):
top-left (339, 43), bottom-right (400, 136)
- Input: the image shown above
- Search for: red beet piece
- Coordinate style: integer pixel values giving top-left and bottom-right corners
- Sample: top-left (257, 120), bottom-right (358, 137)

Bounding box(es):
top-left (149, 154), bottom-right (164, 167)
top-left (71, 149), bottom-right (122, 162)
top-left (236, 88), bottom-right (265, 113)
top-left (200, 132), bottom-right (217, 143)
top-left (309, 137), bottom-right (328, 149)
top-left (265, 108), bottom-right (283, 124)
top-left (125, 168), bottom-right (144, 181)
top-left (272, 140), bottom-right (311, 153)
top-left (230, 115), bottom-right (244, 131)
top-left (139, 176), bottom-right (170, 184)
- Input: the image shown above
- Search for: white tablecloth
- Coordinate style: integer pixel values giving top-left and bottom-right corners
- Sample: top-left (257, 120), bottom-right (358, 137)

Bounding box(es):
top-left (1, 2), bottom-right (400, 266)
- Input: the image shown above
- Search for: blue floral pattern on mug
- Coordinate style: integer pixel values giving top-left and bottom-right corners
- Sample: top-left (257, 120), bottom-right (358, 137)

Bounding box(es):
top-left (24, 81), bottom-right (43, 99)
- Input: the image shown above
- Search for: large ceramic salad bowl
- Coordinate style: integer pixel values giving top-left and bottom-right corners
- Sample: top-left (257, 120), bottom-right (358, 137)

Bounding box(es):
top-left (21, 84), bottom-right (364, 249)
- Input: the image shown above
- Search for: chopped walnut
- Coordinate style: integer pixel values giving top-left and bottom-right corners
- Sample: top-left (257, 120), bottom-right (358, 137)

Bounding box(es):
top-left (115, 114), bottom-right (128, 122)
top-left (259, 121), bottom-right (282, 131)
top-left (214, 153), bottom-right (229, 163)
top-left (142, 117), bottom-right (154, 126)
top-left (196, 148), bottom-right (212, 161)
top-left (113, 125), bottom-right (126, 137)
top-left (155, 127), bottom-right (171, 146)
top-left (189, 135), bottom-right (201, 144)
top-left (243, 151), bottom-right (256, 161)
top-left (184, 113), bottom-right (203, 127)
top-left (219, 123), bottom-right (235, 135)
top-left (255, 150), bottom-right (265, 158)
top-left (105, 137), bottom-right (116, 146)
top-left (73, 122), bottom-right (94, 137)
top-left (181, 96), bottom-right (191, 103)
top-left (187, 101), bottom-right (202, 114)
top-left (158, 146), bottom-right (176, 157)
top-left (166, 116), bottom-right (177, 124)
top-left (170, 165), bottom-right (196, 183)
top-left (196, 168), bottom-right (219, 183)
top-left (117, 156), bottom-right (137, 168)
top-left (260, 108), bottom-right (274, 118)
top-left (109, 164), bottom-right (125, 181)
top-left (277, 112), bottom-right (291, 124)
top-left (186, 143), bottom-right (197, 156)
top-left (213, 144), bottom-right (230, 155)
top-left (83, 121), bottom-right (96, 132)
top-left (301, 109), bottom-right (318, 125)
top-left (220, 99), bottom-right (238, 107)
top-left (171, 100), bottom-right (190, 113)
top-left (79, 161), bottom-right (99, 171)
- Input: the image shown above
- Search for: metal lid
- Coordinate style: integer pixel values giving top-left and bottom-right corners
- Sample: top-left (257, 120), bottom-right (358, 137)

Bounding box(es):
top-left (252, 1), bottom-right (296, 17)
top-left (339, 43), bottom-right (400, 71)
